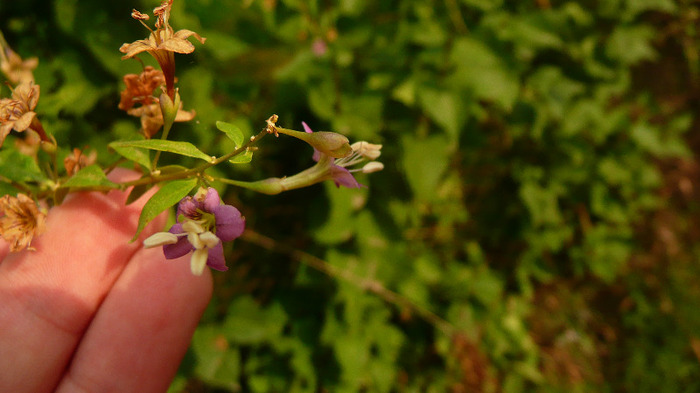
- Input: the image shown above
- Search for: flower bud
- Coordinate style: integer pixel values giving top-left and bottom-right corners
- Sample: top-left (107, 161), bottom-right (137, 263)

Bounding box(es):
top-left (276, 127), bottom-right (352, 158)
top-left (159, 89), bottom-right (181, 136)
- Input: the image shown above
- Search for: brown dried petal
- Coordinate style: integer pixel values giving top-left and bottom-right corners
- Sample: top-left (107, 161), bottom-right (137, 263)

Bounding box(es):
top-left (131, 9), bottom-right (150, 20)
top-left (175, 108), bottom-right (195, 122)
top-left (13, 83), bottom-right (40, 110)
top-left (119, 39), bottom-right (156, 59)
top-left (0, 123), bottom-right (12, 146)
top-left (12, 111), bottom-right (35, 132)
top-left (153, 0), bottom-right (173, 16)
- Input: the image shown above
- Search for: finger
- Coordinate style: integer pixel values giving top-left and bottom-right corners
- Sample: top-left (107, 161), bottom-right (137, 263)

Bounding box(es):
top-left (0, 241), bottom-right (8, 261)
top-left (0, 168), bottom-right (166, 393)
top-left (55, 248), bottom-right (212, 393)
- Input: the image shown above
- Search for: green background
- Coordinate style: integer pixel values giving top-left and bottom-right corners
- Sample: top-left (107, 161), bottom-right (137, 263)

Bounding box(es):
top-left (2, 0), bottom-right (700, 391)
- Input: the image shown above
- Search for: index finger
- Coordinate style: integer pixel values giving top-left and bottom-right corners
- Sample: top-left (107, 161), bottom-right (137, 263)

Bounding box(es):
top-left (0, 168), bottom-right (167, 393)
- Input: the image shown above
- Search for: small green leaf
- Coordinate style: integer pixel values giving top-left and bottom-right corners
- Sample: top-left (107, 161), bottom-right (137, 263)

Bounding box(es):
top-left (228, 150), bottom-right (253, 164)
top-left (110, 145), bottom-right (152, 170)
top-left (110, 140), bottom-right (212, 162)
top-left (131, 178), bottom-right (198, 241)
top-left (61, 165), bottom-right (118, 189)
top-left (156, 165), bottom-right (189, 175)
top-left (216, 121), bottom-right (244, 147)
top-left (0, 149), bottom-right (45, 183)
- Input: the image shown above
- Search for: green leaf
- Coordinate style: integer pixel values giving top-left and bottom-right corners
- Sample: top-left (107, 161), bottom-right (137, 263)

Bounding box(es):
top-left (61, 165), bottom-right (118, 189)
top-left (228, 150), bottom-right (253, 164)
top-left (0, 149), bottom-right (45, 183)
top-left (191, 325), bottom-right (242, 390)
top-left (449, 37), bottom-right (519, 109)
top-left (401, 135), bottom-right (450, 202)
top-left (223, 296), bottom-right (287, 344)
top-left (110, 144), bottom-right (152, 171)
top-left (131, 178), bottom-right (198, 241)
top-left (110, 140), bottom-right (213, 162)
top-left (216, 121), bottom-right (244, 147)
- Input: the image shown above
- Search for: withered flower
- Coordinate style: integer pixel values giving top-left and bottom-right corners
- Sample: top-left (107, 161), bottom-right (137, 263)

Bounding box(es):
top-left (119, 0), bottom-right (205, 100)
top-left (64, 147), bottom-right (97, 176)
top-left (119, 66), bottom-right (194, 138)
top-left (0, 193), bottom-right (46, 252)
top-left (0, 47), bottom-right (38, 85)
top-left (0, 81), bottom-right (44, 147)
top-left (118, 65), bottom-right (165, 111)
top-left (128, 102), bottom-right (195, 138)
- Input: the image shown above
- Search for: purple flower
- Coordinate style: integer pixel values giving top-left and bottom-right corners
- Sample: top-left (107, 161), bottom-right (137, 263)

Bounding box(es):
top-left (143, 187), bottom-right (245, 275)
top-left (302, 122), bottom-right (383, 189)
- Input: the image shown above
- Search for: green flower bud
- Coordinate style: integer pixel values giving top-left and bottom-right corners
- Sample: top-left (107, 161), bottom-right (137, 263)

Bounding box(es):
top-left (276, 127), bottom-right (352, 158)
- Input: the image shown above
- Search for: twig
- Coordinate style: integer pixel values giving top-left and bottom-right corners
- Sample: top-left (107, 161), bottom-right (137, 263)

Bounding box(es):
top-left (240, 229), bottom-right (457, 337)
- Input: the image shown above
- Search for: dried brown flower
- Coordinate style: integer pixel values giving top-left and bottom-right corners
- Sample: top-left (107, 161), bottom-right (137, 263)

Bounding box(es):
top-left (119, 0), bottom-right (205, 100)
top-left (118, 66), bottom-right (166, 111)
top-left (0, 47), bottom-right (38, 85)
top-left (127, 102), bottom-right (195, 138)
top-left (0, 82), bottom-right (40, 147)
top-left (0, 193), bottom-right (46, 252)
top-left (64, 147), bottom-right (97, 176)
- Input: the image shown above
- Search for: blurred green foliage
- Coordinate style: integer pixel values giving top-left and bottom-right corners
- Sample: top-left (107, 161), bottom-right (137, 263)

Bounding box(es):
top-left (3, 0), bottom-right (700, 391)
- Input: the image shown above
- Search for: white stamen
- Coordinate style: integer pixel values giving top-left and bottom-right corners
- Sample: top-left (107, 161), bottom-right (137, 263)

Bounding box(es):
top-left (351, 141), bottom-right (382, 160)
top-left (143, 232), bottom-right (178, 248)
top-left (199, 231), bottom-right (220, 248)
top-left (182, 220), bottom-right (204, 234)
top-left (188, 232), bottom-right (204, 249)
top-left (190, 248), bottom-right (208, 275)
top-left (362, 161), bottom-right (384, 173)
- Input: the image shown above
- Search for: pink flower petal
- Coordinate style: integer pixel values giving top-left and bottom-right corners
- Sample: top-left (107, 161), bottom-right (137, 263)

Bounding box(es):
top-left (206, 242), bottom-right (228, 271)
top-left (213, 205), bottom-right (245, 241)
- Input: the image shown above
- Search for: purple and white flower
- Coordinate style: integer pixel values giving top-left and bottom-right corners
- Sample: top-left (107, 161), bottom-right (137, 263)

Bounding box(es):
top-left (143, 187), bottom-right (245, 275)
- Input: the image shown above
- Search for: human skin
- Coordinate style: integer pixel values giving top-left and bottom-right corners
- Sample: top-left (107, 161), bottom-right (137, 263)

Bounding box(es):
top-left (0, 168), bottom-right (213, 392)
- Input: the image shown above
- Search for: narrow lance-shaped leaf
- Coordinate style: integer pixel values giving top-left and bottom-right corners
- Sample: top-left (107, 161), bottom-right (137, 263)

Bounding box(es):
top-left (110, 145), bottom-right (152, 171)
top-left (110, 140), bottom-right (213, 162)
top-left (131, 178), bottom-right (198, 241)
top-left (61, 165), bottom-right (119, 189)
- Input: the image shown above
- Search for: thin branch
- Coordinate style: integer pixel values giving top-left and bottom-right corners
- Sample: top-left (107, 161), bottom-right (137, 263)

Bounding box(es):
top-left (240, 229), bottom-right (457, 337)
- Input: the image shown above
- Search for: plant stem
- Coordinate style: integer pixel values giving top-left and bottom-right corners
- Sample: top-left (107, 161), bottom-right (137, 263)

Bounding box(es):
top-left (240, 229), bottom-right (457, 337)
top-left (119, 126), bottom-right (271, 189)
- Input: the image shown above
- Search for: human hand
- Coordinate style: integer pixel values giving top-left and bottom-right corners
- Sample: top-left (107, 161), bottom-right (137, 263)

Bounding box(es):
top-left (0, 169), bottom-right (213, 393)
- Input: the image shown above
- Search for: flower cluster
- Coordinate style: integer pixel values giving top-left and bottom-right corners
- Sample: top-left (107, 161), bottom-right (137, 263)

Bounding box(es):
top-left (144, 187), bottom-right (245, 275)
top-left (118, 66), bottom-right (195, 138)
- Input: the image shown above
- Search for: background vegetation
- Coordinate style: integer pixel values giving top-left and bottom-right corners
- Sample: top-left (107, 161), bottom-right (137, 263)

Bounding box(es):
top-left (2, 0), bottom-right (700, 391)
